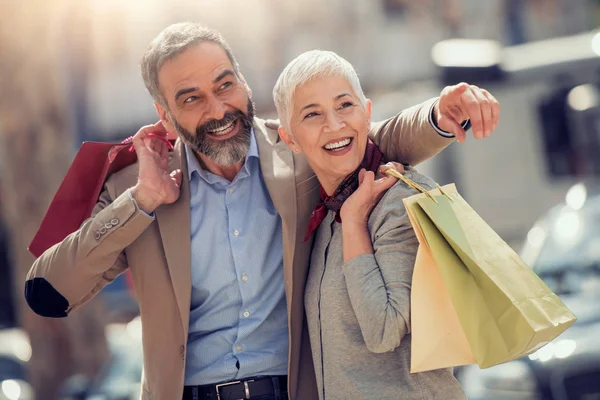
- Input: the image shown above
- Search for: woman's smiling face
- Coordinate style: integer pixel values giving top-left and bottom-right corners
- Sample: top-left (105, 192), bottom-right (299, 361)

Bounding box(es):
top-left (283, 75), bottom-right (372, 193)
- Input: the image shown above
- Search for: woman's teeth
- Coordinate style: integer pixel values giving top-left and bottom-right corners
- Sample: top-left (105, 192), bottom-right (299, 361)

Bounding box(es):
top-left (208, 120), bottom-right (236, 136)
top-left (324, 138), bottom-right (352, 151)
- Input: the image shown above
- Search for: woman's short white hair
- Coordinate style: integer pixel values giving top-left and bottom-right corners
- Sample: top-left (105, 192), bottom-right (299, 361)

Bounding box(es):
top-left (273, 50), bottom-right (367, 131)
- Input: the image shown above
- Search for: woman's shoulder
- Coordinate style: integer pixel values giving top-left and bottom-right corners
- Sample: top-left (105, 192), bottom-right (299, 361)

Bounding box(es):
top-left (367, 169), bottom-right (437, 236)
top-left (368, 169), bottom-right (437, 226)
top-left (381, 168), bottom-right (438, 206)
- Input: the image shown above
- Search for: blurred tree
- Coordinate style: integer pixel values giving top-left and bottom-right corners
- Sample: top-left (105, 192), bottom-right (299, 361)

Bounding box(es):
top-left (0, 1), bottom-right (108, 399)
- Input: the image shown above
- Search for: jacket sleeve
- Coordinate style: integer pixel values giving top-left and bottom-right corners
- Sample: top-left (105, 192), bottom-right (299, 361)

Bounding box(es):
top-left (25, 182), bottom-right (154, 318)
top-left (369, 97), bottom-right (454, 166)
top-left (341, 180), bottom-right (429, 353)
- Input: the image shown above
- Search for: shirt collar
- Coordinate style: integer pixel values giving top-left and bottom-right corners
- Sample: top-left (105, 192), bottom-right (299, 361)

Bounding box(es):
top-left (185, 128), bottom-right (259, 185)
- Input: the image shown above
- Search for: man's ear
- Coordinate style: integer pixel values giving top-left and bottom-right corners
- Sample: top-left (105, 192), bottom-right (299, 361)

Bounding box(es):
top-left (154, 102), bottom-right (175, 134)
top-left (237, 72), bottom-right (253, 98)
top-left (278, 126), bottom-right (301, 153)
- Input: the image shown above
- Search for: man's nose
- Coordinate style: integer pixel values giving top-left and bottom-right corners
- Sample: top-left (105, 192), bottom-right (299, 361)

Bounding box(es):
top-left (205, 95), bottom-right (227, 122)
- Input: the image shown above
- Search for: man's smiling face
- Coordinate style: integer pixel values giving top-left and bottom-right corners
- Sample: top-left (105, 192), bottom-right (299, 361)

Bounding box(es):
top-left (155, 41), bottom-right (254, 166)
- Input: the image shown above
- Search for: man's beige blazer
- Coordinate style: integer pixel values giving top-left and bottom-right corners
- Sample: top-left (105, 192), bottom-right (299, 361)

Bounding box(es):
top-left (27, 98), bottom-right (451, 400)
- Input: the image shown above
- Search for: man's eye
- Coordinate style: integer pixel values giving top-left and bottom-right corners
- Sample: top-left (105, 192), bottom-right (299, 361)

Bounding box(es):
top-left (184, 96), bottom-right (198, 104)
top-left (219, 81), bottom-right (233, 91)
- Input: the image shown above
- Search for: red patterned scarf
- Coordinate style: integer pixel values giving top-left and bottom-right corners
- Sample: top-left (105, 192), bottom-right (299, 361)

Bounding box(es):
top-left (304, 140), bottom-right (384, 242)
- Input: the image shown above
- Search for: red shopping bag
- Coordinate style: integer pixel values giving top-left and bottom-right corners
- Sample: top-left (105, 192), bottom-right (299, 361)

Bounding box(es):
top-left (28, 135), bottom-right (173, 257)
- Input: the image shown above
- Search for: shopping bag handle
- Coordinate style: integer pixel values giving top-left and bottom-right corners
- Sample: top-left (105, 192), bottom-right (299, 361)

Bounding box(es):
top-left (385, 169), bottom-right (453, 204)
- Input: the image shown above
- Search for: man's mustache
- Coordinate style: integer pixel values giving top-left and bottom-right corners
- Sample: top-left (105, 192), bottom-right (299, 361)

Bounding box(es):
top-left (196, 111), bottom-right (245, 136)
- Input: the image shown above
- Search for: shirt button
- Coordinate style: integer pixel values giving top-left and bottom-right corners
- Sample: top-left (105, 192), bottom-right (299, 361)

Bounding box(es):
top-left (235, 345), bottom-right (242, 351)
top-left (241, 274), bottom-right (248, 282)
top-left (228, 187), bottom-right (234, 194)
top-left (234, 229), bottom-right (240, 236)
top-left (243, 311), bottom-right (250, 318)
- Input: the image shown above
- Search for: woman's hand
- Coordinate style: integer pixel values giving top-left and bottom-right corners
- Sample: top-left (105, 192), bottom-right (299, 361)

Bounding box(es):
top-left (340, 164), bottom-right (399, 263)
top-left (340, 166), bottom-right (399, 227)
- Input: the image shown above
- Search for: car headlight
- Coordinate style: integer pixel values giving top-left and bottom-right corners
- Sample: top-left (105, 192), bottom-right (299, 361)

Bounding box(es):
top-left (1, 379), bottom-right (33, 400)
top-left (458, 360), bottom-right (539, 400)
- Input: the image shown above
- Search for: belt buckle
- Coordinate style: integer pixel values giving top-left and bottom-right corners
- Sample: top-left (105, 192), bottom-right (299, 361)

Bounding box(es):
top-left (215, 380), bottom-right (247, 400)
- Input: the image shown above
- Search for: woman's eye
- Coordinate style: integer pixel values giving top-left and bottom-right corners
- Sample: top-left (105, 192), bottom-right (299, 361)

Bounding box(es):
top-left (304, 112), bottom-right (319, 119)
top-left (184, 96), bottom-right (198, 104)
top-left (340, 101), bottom-right (354, 108)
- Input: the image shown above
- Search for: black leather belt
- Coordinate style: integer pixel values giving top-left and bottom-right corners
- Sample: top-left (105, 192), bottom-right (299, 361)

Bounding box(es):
top-left (183, 375), bottom-right (287, 400)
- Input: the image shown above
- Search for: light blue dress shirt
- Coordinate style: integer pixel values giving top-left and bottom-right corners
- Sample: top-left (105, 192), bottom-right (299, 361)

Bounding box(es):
top-left (183, 131), bottom-right (288, 386)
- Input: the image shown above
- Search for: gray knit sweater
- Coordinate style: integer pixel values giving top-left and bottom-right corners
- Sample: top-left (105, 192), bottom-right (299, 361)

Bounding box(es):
top-left (304, 171), bottom-right (467, 400)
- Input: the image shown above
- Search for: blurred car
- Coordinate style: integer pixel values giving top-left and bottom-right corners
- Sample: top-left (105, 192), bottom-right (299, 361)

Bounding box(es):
top-left (0, 329), bottom-right (33, 400)
top-left (457, 183), bottom-right (600, 400)
top-left (61, 317), bottom-right (143, 400)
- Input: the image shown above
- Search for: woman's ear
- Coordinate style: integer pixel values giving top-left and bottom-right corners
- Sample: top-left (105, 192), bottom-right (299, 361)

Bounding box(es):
top-left (365, 99), bottom-right (373, 125)
top-left (278, 126), bottom-right (302, 153)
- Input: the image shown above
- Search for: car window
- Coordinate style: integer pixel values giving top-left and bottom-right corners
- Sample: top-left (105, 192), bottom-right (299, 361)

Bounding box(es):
top-left (534, 197), bottom-right (600, 296)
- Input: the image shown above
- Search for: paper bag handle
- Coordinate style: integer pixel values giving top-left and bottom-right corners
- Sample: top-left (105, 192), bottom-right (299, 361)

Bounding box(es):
top-left (385, 169), bottom-right (453, 203)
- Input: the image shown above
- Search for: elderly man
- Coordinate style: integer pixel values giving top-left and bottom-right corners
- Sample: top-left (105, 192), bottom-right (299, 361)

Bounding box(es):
top-left (25, 23), bottom-right (499, 400)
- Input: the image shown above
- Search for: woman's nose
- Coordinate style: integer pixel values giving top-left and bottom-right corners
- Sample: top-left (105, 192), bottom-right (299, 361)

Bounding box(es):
top-left (323, 112), bottom-right (345, 132)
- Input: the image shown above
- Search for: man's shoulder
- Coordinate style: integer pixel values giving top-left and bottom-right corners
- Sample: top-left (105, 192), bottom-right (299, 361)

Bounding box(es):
top-left (255, 116), bottom-right (280, 132)
top-left (259, 117), bottom-right (280, 132)
top-left (252, 116), bottom-right (283, 148)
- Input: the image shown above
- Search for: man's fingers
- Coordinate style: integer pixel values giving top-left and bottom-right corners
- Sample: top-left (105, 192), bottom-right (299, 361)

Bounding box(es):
top-left (170, 169), bottom-right (183, 188)
top-left (132, 135), bottom-right (144, 154)
top-left (439, 114), bottom-right (467, 142)
top-left (460, 87), bottom-right (484, 139)
top-left (135, 122), bottom-right (168, 143)
top-left (440, 83), bottom-right (500, 140)
top-left (482, 89), bottom-right (500, 132)
top-left (446, 105), bottom-right (464, 124)
top-left (446, 82), bottom-right (469, 99)
top-left (157, 136), bottom-right (170, 160)
top-left (151, 120), bottom-right (168, 136)
top-left (472, 87), bottom-right (492, 138)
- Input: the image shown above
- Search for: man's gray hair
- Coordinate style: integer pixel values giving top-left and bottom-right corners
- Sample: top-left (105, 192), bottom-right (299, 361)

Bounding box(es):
top-left (141, 22), bottom-right (241, 108)
top-left (273, 50), bottom-right (367, 131)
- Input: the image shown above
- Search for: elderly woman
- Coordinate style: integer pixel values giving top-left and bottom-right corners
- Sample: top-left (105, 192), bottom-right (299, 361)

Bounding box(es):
top-left (272, 50), bottom-right (466, 400)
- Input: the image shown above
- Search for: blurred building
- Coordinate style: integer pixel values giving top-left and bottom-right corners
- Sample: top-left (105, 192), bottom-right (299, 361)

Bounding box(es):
top-left (57, 0), bottom-right (599, 248)
top-left (81, 0), bottom-right (592, 135)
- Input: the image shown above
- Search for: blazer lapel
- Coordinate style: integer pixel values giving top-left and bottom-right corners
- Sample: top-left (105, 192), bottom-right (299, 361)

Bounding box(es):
top-left (155, 140), bottom-right (192, 334)
top-left (254, 121), bottom-right (298, 295)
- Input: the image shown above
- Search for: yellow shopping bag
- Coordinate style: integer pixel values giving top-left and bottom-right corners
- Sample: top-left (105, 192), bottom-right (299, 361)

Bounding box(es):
top-left (386, 171), bottom-right (577, 373)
